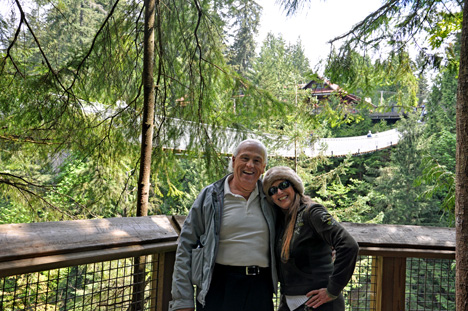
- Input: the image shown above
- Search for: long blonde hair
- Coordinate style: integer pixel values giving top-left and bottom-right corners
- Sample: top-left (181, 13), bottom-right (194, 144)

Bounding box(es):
top-left (280, 193), bottom-right (313, 263)
top-left (280, 193), bottom-right (300, 262)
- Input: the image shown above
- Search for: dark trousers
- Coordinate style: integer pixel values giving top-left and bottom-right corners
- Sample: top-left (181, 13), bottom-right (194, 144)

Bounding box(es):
top-left (196, 264), bottom-right (274, 311)
top-left (277, 293), bottom-right (345, 311)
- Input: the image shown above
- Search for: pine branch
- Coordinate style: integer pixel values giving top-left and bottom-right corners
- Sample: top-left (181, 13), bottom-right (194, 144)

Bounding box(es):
top-left (13, 0), bottom-right (68, 91)
top-left (68, 0), bottom-right (121, 90)
top-left (0, 16), bottom-right (24, 77)
top-left (0, 172), bottom-right (98, 218)
top-left (329, 0), bottom-right (401, 44)
top-left (0, 134), bottom-right (56, 145)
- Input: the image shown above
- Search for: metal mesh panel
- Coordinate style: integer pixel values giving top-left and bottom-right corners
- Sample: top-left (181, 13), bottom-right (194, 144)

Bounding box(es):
top-left (0, 254), bottom-right (160, 311)
top-left (273, 255), bottom-right (377, 310)
top-left (344, 255), bottom-right (377, 310)
top-left (273, 256), bottom-right (455, 311)
top-left (0, 254), bottom-right (456, 310)
top-left (406, 257), bottom-right (456, 310)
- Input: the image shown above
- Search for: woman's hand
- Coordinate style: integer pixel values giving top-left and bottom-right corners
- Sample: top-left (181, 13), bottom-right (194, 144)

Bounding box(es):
top-left (305, 288), bottom-right (335, 308)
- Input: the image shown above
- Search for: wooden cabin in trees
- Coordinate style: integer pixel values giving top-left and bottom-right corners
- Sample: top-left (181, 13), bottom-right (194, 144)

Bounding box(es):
top-left (302, 78), bottom-right (366, 114)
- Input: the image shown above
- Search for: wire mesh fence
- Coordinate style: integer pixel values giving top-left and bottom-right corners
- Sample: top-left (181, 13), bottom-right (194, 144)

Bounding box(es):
top-left (273, 256), bottom-right (378, 310)
top-left (0, 254), bottom-right (160, 311)
top-left (273, 255), bottom-right (455, 311)
top-left (406, 257), bottom-right (456, 310)
top-left (0, 254), bottom-right (456, 310)
top-left (344, 255), bottom-right (377, 310)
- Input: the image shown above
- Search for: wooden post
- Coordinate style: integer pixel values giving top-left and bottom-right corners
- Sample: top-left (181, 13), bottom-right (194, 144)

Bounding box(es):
top-left (370, 256), bottom-right (379, 310)
top-left (131, 255), bottom-right (147, 311)
top-left (161, 251), bottom-right (176, 310)
top-left (150, 251), bottom-right (176, 311)
top-left (150, 253), bottom-right (159, 310)
top-left (373, 256), bottom-right (406, 311)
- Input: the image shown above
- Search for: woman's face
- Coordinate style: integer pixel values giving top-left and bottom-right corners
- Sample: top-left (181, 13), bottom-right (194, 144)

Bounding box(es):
top-left (269, 179), bottom-right (295, 211)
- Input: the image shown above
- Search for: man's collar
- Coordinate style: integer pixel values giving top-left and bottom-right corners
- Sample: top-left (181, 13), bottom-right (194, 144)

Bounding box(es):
top-left (224, 175), bottom-right (259, 198)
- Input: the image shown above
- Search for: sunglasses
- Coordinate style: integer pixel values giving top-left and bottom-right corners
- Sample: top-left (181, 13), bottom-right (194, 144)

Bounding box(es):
top-left (268, 180), bottom-right (292, 196)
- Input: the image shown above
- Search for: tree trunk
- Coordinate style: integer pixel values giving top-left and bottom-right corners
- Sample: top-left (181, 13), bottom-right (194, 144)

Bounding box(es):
top-left (137, 0), bottom-right (156, 218)
top-left (456, 1), bottom-right (468, 309)
top-left (131, 0), bottom-right (155, 309)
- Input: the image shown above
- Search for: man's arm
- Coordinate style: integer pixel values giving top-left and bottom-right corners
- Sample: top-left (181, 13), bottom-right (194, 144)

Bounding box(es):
top-left (169, 190), bottom-right (208, 310)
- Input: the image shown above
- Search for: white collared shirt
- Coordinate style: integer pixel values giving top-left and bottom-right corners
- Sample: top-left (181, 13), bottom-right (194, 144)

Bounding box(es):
top-left (215, 177), bottom-right (269, 267)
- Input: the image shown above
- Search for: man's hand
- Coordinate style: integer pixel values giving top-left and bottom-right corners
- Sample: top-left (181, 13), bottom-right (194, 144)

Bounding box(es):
top-left (305, 288), bottom-right (334, 309)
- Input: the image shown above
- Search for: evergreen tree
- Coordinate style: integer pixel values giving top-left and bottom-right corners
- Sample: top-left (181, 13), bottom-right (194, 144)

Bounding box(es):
top-left (427, 66), bottom-right (458, 135)
top-left (370, 115), bottom-right (448, 226)
top-left (225, 0), bottom-right (261, 75)
top-left (413, 42), bottom-right (458, 222)
top-left (279, 0), bottom-right (467, 304)
top-left (0, 0), bottom-right (285, 220)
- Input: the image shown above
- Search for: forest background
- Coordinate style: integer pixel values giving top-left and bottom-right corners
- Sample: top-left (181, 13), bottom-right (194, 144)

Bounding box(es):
top-left (0, 0), bottom-right (458, 228)
top-left (1, 0), bottom-right (466, 308)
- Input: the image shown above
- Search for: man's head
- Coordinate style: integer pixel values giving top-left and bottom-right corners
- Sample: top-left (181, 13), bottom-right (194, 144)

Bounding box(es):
top-left (229, 139), bottom-right (267, 192)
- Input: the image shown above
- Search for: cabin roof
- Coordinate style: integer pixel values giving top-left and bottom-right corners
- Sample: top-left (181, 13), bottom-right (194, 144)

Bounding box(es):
top-left (302, 78), bottom-right (366, 105)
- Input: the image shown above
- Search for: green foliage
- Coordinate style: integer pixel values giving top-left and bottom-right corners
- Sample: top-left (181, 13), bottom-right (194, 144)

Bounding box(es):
top-left (246, 32), bottom-right (321, 162)
top-left (415, 156), bottom-right (455, 219)
top-left (426, 65), bottom-right (458, 134)
top-left (250, 33), bottom-right (311, 96)
top-left (44, 153), bottom-right (141, 219)
top-left (0, 0), bottom-right (291, 221)
top-left (153, 154), bottom-right (225, 215)
top-left (225, 0), bottom-right (262, 74)
top-left (428, 130), bottom-right (456, 171)
top-left (298, 154), bottom-right (382, 224)
top-left (325, 49), bottom-right (419, 111)
top-left (0, 0), bottom-right (459, 228)
top-left (369, 115), bottom-right (450, 226)
top-left (328, 118), bottom-right (391, 138)
top-left (326, 0), bottom-right (463, 70)
top-left (0, 200), bottom-right (34, 224)
top-left (427, 11), bottom-right (462, 49)
top-left (411, 61), bottom-right (457, 223)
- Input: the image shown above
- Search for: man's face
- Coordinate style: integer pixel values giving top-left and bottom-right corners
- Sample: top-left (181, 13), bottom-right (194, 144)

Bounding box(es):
top-left (231, 142), bottom-right (266, 190)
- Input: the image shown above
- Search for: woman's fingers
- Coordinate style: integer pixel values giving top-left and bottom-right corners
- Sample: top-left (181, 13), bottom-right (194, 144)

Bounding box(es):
top-left (305, 288), bottom-right (332, 308)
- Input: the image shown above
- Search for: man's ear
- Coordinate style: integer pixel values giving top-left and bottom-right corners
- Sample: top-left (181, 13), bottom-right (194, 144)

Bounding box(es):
top-left (259, 164), bottom-right (266, 176)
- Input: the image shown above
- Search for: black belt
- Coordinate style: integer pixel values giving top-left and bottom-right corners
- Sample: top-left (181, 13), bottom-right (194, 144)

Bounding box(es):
top-left (216, 264), bottom-right (269, 276)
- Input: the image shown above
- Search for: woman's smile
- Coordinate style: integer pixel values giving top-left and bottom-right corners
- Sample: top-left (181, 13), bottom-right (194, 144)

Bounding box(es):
top-left (271, 179), bottom-right (295, 210)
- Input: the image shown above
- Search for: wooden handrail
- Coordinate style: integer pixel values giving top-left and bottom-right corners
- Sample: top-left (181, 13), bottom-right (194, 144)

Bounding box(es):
top-left (0, 217), bottom-right (455, 277)
top-left (0, 216), bottom-right (455, 311)
top-left (0, 215), bottom-right (179, 277)
top-left (341, 222), bottom-right (455, 258)
top-left (341, 222), bottom-right (455, 250)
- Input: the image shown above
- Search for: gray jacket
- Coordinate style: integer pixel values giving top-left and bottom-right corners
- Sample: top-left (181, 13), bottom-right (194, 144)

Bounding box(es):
top-left (169, 174), bottom-right (278, 310)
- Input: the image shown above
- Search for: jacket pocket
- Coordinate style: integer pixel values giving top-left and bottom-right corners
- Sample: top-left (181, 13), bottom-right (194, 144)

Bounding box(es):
top-left (191, 240), bottom-right (204, 287)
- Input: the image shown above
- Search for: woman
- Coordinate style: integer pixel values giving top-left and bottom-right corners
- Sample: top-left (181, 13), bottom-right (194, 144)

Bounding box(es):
top-left (263, 166), bottom-right (359, 311)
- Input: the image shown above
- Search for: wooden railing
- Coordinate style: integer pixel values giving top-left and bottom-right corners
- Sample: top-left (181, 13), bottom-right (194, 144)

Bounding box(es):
top-left (0, 216), bottom-right (455, 310)
top-left (0, 216), bottom-right (180, 311)
top-left (341, 223), bottom-right (455, 310)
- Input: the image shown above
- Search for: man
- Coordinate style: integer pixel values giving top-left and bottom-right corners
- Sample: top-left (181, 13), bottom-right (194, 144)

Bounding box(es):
top-left (169, 139), bottom-right (277, 311)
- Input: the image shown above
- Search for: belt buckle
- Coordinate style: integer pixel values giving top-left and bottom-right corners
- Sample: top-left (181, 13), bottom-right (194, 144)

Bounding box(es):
top-left (246, 266), bottom-right (259, 275)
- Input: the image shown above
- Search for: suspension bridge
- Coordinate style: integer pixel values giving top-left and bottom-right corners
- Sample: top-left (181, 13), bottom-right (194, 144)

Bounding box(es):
top-left (166, 118), bottom-right (401, 158)
top-left (271, 129), bottom-right (401, 158)
top-left (82, 104), bottom-right (402, 158)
